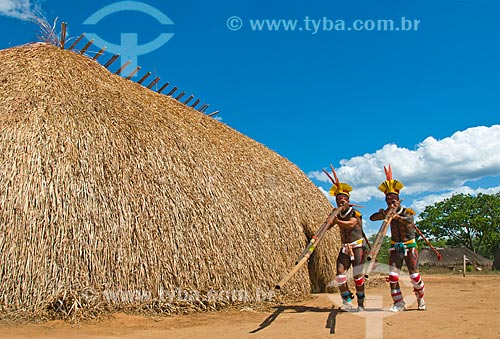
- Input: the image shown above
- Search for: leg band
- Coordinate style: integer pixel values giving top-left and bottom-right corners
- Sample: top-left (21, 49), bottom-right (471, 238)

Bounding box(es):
top-left (336, 274), bottom-right (347, 286)
top-left (388, 272), bottom-right (399, 283)
top-left (341, 291), bottom-right (353, 301)
top-left (410, 273), bottom-right (425, 298)
top-left (354, 276), bottom-right (365, 287)
top-left (391, 289), bottom-right (403, 303)
top-left (410, 272), bottom-right (422, 284)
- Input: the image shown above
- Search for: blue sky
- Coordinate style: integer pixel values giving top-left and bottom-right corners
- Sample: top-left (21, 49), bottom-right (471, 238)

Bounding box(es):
top-left (1, 0), bottom-right (499, 235)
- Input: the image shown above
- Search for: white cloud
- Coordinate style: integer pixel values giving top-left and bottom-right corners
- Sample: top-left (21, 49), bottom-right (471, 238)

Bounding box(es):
top-left (412, 184), bottom-right (500, 216)
top-left (0, 0), bottom-right (40, 20)
top-left (312, 171), bottom-right (382, 202)
top-left (310, 125), bottom-right (500, 202)
top-left (317, 186), bottom-right (331, 200)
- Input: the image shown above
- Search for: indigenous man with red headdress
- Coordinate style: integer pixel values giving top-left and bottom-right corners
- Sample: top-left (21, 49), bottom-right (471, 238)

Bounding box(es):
top-left (369, 165), bottom-right (426, 312)
top-left (325, 166), bottom-right (367, 311)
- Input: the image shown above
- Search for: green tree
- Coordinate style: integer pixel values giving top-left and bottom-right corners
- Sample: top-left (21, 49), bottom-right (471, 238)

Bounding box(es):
top-left (417, 192), bottom-right (500, 259)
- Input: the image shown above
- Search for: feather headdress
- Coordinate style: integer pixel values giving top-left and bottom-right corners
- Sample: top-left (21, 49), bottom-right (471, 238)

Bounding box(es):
top-left (378, 164), bottom-right (404, 195)
top-left (323, 164), bottom-right (352, 197)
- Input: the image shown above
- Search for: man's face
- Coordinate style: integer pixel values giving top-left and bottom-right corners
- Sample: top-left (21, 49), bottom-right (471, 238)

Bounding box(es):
top-left (385, 193), bottom-right (399, 208)
top-left (336, 194), bottom-right (349, 207)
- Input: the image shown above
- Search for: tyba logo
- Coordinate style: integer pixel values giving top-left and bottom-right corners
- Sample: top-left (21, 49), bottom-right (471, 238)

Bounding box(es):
top-left (326, 263), bottom-right (418, 339)
top-left (83, 1), bottom-right (174, 75)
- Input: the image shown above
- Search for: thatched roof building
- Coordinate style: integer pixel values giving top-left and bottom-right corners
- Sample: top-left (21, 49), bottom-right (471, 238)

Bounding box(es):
top-left (493, 245), bottom-right (500, 270)
top-left (419, 247), bottom-right (493, 270)
top-left (0, 43), bottom-right (341, 319)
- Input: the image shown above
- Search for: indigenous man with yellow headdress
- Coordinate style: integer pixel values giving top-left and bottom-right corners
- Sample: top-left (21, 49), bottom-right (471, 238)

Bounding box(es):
top-left (369, 165), bottom-right (426, 312)
top-left (325, 166), bottom-right (367, 311)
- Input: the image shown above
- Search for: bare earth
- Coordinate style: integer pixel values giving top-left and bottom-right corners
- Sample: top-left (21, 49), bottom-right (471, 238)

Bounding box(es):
top-left (1, 274), bottom-right (499, 339)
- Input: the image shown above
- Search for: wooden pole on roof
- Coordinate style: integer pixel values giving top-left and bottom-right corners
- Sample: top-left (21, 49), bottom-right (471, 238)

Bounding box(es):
top-left (207, 111), bottom-right (219, 117)
top-left (104, 54), bottom-right (120, 68)
top-left (137, 72), bottom-right (152, 84)
top-left (175, 91), bottom-right (185, 100)
top-left (147, 77), bottom-right (161, 89)
top-left (166, 86), bottom-right (178, 96)
top-left (60, 22), bottom-right (67, 49)
top-left (183, 95), bottom-right (194, 105)
top-left (67, 33), bottom-right (86, 51)
top-left (157, 82), bottom-right (170, 94)
top-left (198, 104), bottom-right (209, 113)
top-left (93, 46), bottom-right (106, 60)
top-left (125, 66), bottom-right (141, 79)
top-left (79, 39), bottom-right (95, 55)
top-left (115, 61), bottom-right (132, 75)
top-left (190, 99), bottom-right (200, 108)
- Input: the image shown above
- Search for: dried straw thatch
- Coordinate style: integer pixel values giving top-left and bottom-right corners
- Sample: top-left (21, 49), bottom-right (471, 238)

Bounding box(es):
top-left (0, 43), bottom-right (341, 320)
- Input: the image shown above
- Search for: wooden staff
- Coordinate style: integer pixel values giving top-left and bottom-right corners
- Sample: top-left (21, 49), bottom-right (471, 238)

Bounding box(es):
top-left (275, 204), bottom-right (349, 290)
top-left (364, 207), bottom-right (396, 278)
top-left (414, 224), bottom-right (442, 260)
top-left (363, 231), bottom-right (372, 250)
top-left (294, 222), bottom-right (328, 265)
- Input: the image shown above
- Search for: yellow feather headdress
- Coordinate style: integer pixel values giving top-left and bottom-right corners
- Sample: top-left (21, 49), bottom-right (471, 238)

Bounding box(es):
top-left (323, 164), bottom-right (352, 197)
top-left (378, 164), bottom-right (404, 195)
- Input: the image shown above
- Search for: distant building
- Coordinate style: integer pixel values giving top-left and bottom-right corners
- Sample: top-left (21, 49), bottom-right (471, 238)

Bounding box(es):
top-left (494, 246), bottom-right (500, 271)
top-left (419, 247), bottom-right (493, 271)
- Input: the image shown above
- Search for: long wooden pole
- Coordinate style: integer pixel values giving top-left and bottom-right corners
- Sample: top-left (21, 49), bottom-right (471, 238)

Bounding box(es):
top-left (363, 231), bottom-right (372, 250)
top-left (364, 207), bottom-right (396, 278)
top-left (275, 204), bottom-right (349, 290)
top-left (60, 22), bottom-right (67, 49)
top-left (463, 255), bottom-right (466, 277)
top-left (414, 223), bottom-right (442, 260)
top-left (293, 215), bottom-right (331, 265)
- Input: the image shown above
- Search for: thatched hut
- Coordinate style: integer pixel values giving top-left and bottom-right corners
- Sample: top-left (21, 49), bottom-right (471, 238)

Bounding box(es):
top-left (419, 247), bottom-right (493, 271)
top-left (493, 245), bottom-right (500, 270)
top-left (0, 43), bottom-right (341, 319)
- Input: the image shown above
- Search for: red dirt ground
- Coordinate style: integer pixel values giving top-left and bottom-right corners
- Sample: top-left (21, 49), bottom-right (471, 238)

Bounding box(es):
top-left (1, 273), bottom-right (499, 339)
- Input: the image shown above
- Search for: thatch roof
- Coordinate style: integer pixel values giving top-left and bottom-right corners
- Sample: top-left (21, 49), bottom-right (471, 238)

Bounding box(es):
top-left (419, 247), bottom-right (493, 268)
top-left (0, 43), bottom-right (341, 320)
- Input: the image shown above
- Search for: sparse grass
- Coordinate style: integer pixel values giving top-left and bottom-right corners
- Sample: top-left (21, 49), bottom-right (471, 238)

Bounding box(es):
top-left (29, 11), bottom-right (60, 46)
